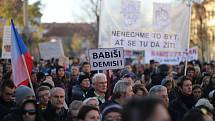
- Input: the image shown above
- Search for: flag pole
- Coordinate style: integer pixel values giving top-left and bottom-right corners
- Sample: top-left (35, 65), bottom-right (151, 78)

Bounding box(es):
top-left (184, 0), bottom-right (192, 76)
top-left (11, 19), bottom-right (35, 96)
top-left (21, 54), bottom-right (35, 96)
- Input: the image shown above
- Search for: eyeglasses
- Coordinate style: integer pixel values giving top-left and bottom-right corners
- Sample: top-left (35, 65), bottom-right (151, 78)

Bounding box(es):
top-left (22, 109), bottom-right (37, 115)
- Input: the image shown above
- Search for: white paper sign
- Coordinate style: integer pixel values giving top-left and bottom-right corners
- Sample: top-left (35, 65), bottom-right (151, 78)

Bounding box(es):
top-left (145, 47), bottom-right (198, 65)
top-left (2, 26), bottom-right (12, 59)
top-left (39, 40), bottom-right (64, 60)
top-left (88, 48), bottom-right (125, 70)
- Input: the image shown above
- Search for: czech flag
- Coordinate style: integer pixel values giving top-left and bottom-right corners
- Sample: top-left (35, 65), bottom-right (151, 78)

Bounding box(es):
top-left (11, 20), bottom-right (33, 86)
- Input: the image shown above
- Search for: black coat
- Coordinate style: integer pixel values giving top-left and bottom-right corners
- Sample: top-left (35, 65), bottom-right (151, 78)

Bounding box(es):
top-left (169, 92), bottom-right (196, 121)
top-left (43, 103), bottom-right (70, 121)
top-left (69, 85), bottom-right (91, 102)
top-left (2, 108), bottom-right (45, 121)
top-left (203, 85), bottom-right (215, 97)
top-left (2, 109), bottom-right (21, 121)
top-left (0, 97), bottom-right (16, 121)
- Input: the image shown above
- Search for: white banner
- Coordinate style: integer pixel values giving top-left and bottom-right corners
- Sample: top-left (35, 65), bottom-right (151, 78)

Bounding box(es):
top-left (99, 1), bottom-right (190, 51)
top-left (39, 40), bottom-right (64, 60)
top-left (2, 26), bottom-right (12, 59)
top-left (145, 47), bottom-right (198, 65)
top-left (88, 48), bottom-right (125, 70)
top-left (111, 31), bottom-right (179, 50)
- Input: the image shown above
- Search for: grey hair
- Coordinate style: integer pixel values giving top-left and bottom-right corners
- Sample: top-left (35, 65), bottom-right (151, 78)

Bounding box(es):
top-left (69, 100), bottom-right (83, 110)
top-left (50, 87), bottom-right (65, 96)
top-left (195, 98), bottom-right (214, 110)
top-left (113, 80), bottom-right (131, 95)
top-left (83, 97), bottom-right (99, 105)
top-left (149, 85), bottom-right (167, 95)
top-left (36, 86), bottom-right (50, 96)
top-left (92, 73), bottom-right (107, 84)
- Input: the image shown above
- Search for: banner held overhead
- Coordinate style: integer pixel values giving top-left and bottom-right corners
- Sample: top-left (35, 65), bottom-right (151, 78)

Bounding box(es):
top-left (99, 0), bottom-right (191, 51)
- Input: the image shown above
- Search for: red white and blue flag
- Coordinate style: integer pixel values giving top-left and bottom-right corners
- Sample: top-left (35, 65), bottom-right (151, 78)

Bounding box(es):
top-left (11, 20), bottom-right (33, 86)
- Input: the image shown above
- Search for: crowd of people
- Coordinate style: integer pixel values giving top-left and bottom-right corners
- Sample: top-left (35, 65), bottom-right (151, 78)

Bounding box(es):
top-left (0, 57), bottom-right (215, 121)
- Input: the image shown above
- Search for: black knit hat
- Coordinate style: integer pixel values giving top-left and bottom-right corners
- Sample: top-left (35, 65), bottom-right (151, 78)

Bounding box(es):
top-left (78, 74), bottom-right (90, 84)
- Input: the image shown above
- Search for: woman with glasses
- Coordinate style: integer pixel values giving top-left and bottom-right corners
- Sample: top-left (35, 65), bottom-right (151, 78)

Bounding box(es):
top-left (2, 99), bottom-right (44, 121)
top-left (21, 99), bottom-right (44, 121)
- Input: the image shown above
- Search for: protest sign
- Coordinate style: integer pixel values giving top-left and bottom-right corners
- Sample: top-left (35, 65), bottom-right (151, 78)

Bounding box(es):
top-left (145, 47), bottom-right (198, 65)
top-left (2, 26), bottom-right (12, 59)
top-left (39, 40), bottom-right (64, 60)
top-left (99, 1), bottom-right (190, 51)
top-left (124, 50), bottom-right (144, 59)
top-left (58, 56), bottom-right (69, 67)
top-left (88, 47), bottom-right (124, 70)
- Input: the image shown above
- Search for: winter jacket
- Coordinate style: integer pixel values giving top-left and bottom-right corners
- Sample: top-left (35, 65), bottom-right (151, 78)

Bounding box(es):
top-left (169, 92), bottom-right (196, 121)
top-left (43, 103), bottom-right (70, 121)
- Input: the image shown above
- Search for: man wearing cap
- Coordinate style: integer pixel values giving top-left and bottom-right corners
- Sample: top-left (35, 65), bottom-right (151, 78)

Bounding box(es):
top-left (69, 74), bottom-right (91, 102)
top-left (15, 85), bottom-right (35, 106)
top-left (80, 62), bottom-right (92, 78)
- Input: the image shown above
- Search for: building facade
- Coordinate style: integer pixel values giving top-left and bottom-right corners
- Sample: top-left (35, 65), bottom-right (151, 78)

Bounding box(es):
top-left (190, 0), bottom-right (215, 61)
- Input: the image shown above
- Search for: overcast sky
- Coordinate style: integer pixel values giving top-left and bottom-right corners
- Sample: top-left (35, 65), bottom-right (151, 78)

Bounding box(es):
top-left (29, 0), bottom-right (93, 23)
top-left (29, 0), bottom-right (178, 23)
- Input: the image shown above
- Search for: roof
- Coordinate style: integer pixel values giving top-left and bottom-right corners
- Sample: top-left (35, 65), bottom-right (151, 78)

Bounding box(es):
top-left (42, 22), bottom-right (95, 38)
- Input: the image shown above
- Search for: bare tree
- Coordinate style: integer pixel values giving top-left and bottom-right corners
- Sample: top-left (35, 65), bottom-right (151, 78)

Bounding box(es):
top-left (82, 0), bottom-right (100, 48)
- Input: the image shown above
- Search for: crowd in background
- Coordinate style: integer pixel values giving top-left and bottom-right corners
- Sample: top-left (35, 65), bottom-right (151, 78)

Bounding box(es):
top-left (0, 57), bottom-right (215, 121)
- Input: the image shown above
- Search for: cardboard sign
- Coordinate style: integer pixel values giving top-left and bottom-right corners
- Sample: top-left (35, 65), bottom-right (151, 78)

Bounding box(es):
top-left (2, 26), bottom-right (12, 59)
top-left (58, 56), bottom-right (69, 67)
top-left (88, 47), bottom-right (124, 70)
top-left (39, 40), bottom-right (64, 60)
